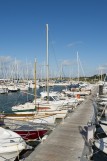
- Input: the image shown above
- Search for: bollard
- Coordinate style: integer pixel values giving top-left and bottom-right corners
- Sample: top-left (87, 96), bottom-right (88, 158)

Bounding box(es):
top-left (87, 121), bottom-right (95, 143)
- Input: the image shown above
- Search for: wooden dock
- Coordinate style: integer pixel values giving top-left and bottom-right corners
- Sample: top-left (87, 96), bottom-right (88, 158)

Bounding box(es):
top-left (24, 86), bottom-right (98, 161)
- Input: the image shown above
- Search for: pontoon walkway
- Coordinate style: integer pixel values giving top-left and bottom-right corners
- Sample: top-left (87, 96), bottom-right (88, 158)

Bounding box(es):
top-left (25, 86), bottom-right (98, 161)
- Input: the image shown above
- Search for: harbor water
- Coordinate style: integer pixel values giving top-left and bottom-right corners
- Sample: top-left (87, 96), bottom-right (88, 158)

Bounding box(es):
top-left (0, 86), bottom-right (65, 113)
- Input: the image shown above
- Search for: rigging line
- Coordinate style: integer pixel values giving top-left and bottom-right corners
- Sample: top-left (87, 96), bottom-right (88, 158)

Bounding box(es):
top-left (78, 56), bottom-right (86, 78)
top-left (48, 29), bottom-right (60, 73)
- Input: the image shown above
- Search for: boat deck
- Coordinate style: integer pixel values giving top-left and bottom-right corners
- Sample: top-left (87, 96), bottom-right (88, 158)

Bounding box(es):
top-left (24, 86), bottom-right (98, 161)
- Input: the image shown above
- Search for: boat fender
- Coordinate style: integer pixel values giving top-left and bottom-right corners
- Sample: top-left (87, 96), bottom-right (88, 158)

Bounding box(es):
top-left (41, 135), bottom-right (48, 142)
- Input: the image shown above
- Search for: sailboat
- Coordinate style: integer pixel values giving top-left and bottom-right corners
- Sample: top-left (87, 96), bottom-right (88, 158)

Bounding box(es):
top-left (10, 24), bottom-right (68, 120)
top-left (8, 56), bottom-right (56, 124)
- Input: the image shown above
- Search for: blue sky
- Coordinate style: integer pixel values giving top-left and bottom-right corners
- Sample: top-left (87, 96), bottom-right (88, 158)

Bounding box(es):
top-left (0, 0), bottom-right (107, 77)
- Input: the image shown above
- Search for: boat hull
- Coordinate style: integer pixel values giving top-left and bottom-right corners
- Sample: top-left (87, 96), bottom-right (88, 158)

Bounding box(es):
top-left (14, 129), bottom-right (48, 141)
top-left (4, 113), bottom-right (56, 124)
top-left (0, 151), bottom-right (22, 161)
top-left (94, 138), bottom-right (107, 154)
top-left (0, 127), bottom-right (27, 161)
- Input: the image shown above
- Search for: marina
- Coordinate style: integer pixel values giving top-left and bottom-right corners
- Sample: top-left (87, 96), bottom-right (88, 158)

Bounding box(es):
top-left (1, 80), bottom-right (107, 161)
top-left (0, 14), bottom-right (106, 161)
top-left (0, 1), bottom-right (107, 160)
top-left (23, 85), bottom-right (98, 161)
top-left (0, 82), bottom-right (99, 161)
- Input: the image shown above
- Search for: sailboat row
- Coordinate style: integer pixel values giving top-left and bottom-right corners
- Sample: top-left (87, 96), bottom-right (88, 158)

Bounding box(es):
top-left (1, 24), bottom-right (92, 125)
top-left (0, 24), bottom-right (93, 161)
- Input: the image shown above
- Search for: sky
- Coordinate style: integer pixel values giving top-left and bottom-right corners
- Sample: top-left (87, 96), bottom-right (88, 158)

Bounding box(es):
top-left (0, 0), bottom-right (107, 78)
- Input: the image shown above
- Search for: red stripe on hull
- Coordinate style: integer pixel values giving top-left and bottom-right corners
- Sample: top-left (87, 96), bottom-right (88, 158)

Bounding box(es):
top-left (14, 130), bottom-right (48, 141)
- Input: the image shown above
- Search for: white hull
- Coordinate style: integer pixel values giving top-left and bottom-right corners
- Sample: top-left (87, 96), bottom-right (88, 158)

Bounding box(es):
top-left (0, 145), bottom-right (25, 161)
top-left (0, 88), bottom-right (8, 94)
top-left (0, 127), bottom-right (27, 161)
top-left (5, 114), bottom-right (56, 125)
top-left (13, 109), bottom-right (68, 119)
top-left (0, 152), bottom-right (19, 161)
top-left (12, 102), bottom-right (36, 111)
top-left (94, 138), bottom-right (107, 154)
top-left (12, 101), bottom-right (63, 113)
top-left (30, 114), bottom-right (56, 124)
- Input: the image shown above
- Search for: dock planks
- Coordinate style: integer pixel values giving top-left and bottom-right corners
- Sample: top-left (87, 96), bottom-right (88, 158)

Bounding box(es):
top-left (25, 87), bottom-right (98, 161)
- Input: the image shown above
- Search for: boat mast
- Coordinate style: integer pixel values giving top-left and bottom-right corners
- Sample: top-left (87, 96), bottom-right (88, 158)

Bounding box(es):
top-left (77, 51), bottom-right (79, 83)
top-left (34, 58), bottom-right (37, 109)
top-left (46, 24), bottom-right (49, 102)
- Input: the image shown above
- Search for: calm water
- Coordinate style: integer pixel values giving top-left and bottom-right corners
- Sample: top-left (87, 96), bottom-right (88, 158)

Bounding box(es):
top-left (0, 86), bottom-right (65, 113)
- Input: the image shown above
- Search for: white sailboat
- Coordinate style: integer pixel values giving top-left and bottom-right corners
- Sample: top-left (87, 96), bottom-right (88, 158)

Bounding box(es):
top-left (0, 85), bottom-right (8, 94)
top-left (9, 57), bottom-right (56, 124)
top-left (11, 24), bottom-right (68, 120)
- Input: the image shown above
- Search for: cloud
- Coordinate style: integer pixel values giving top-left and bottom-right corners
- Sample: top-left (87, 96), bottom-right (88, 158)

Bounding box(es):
top-left (67, 41), bottom-right (83, 48)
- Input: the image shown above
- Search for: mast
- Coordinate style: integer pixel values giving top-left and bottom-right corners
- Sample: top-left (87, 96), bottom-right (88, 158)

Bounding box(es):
top-left (77, 51), bottom-right (79, 83)
top-left (60, 62), bottom-right (63, 81)
top-left (34, 58), bottom-right (37, 109)
top-left (46, 24), bottom-right (49, 102)
top-left (26, 58), bottom-right (28, 82)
